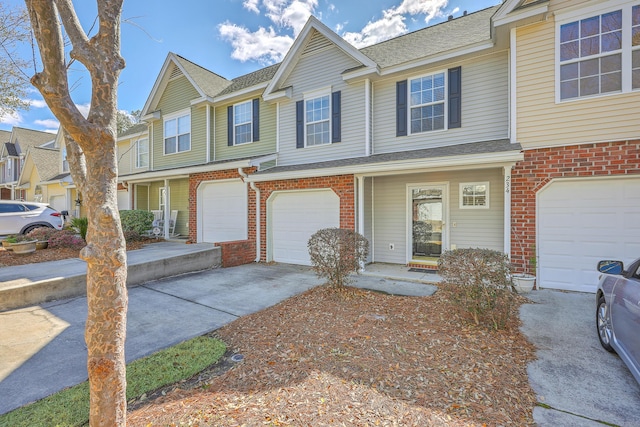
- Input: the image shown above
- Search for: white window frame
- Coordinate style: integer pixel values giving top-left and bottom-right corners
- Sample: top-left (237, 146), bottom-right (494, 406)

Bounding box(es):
top-left (459, 182), bottom-right (490, 209)
top-left (135, 138), bottom-right (149, 168)
top-left (159, 187), bottom-right (166, 212)
top-left (408, 70), bottom-right (447, 135)
top-left (304, 88), bottom-right (331, 147)
top-left (163, 109), bottom-right (191, 155)
top-left (233, 100), bottom-right (253, 145)
top-left (555, 1), bottom-right (640, 103)
top-left (61, 146), bottom-right (69, 172)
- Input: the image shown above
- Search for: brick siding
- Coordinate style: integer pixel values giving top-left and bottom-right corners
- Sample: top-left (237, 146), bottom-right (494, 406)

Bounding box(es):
top-left (510, 140), bottom-right (640, 272)
top-left (216, 239), bottom-right (257, 267)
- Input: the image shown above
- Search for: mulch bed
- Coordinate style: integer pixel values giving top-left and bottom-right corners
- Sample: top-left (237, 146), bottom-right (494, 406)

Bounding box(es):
top-left (127, 286), bottom-right (537, 426)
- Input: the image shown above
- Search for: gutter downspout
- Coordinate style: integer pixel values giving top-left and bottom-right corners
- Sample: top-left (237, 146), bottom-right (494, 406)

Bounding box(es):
top-left (238, 168), bottom-right (261, 262)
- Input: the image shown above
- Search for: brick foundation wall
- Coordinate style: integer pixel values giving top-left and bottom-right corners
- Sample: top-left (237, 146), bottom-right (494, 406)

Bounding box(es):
top-left (251, 174), bottom-right (356, 262)
top-left (216, 239), bottom-right (257, 267)
top-left (511, 140), bottom-right (640, 272)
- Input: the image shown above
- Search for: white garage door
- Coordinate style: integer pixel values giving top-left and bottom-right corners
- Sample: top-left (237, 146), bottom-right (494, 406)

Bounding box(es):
top-left (538, 178), bottom-right (640, 293)
top-left (49, 195), bottom-right (66, 212)
top-left (117, 190), bottom-right (130, 210)
top-left (199, 180), bottom-right (247, 243)
top-left (270, 189), bottom-right (340, 265)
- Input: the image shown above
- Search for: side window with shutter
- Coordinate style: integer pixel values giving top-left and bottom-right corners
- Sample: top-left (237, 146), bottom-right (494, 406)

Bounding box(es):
top-left (296, 91), bottom-right (341, 148)
top-left (228, 99), bottom-right (260, 146)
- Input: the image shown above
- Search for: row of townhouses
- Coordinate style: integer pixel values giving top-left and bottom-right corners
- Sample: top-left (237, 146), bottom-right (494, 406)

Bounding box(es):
top-left (2, 0), bottom-right (639, 294)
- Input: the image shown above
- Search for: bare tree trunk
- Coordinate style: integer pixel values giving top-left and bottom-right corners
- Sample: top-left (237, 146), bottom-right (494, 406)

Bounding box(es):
top-left (25, 1), bottom-right (128, 425)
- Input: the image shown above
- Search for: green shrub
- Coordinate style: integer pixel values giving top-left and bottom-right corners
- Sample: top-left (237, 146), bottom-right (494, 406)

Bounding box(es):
top-left (308, 228), bottom-right (369, 290)
top-left (120, 210), bottom-right (153, 235)
top-left (70, 217), bottom-right (88, 241)
top-left (437, 248), bottom-right (515, 330)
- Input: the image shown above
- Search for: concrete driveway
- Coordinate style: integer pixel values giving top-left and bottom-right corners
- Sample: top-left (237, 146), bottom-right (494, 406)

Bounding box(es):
top-left (520, 290), bottom-right (640, 426)
top-left (0, 263), bottom-right (324, 415)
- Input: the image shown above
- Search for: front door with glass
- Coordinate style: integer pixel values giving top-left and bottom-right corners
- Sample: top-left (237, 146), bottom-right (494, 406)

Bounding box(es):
top-left (410, 186), bottom-right (445, 261)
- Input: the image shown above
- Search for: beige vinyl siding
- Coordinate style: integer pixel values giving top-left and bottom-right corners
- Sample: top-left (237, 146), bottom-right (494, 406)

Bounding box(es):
top-left (152, 76), bottom-right (207, 169)
top-left (516, 17), bottom-right (640, 148)
top-left (214, 100), bottom-right (277, 161)
top-left (372, 52), bottom-right (509, 154)
top-left (371, 169), bottom-right (504, 264)
top-left (276, 41), bottom-right (367, 166)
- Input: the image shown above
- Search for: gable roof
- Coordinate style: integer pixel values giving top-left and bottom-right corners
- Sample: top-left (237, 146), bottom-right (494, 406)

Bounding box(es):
top-left (17, 146), bottom-right (60, 187)
top-left (0, 129), bottom-right (10, 144)
top-left (263, 15), bottom-right (378, 99)
top-left (10, 127), bottom-right (56, 154)
top-left (142, 52), bottom-right (232, 116)
top-left (493, 0), bottom-right (549, 26)
top-left (118, 123), bottom-right (148, 139)
top-left (361, 6), bottom-right (499, 69)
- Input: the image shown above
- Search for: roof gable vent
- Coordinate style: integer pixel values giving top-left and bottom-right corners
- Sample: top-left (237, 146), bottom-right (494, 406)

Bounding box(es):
top-left (302, 29), bottom-right (332, 55)
top-left (169, 64), bottom-right (184, 80)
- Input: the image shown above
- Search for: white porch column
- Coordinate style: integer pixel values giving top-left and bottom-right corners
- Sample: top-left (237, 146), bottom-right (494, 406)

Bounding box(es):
top-left (164, 179), bottom-right (170, 240)
top-left (357, 175), bottom-right (365, 271)
top-left (503, 166), bottom-right (512, 257)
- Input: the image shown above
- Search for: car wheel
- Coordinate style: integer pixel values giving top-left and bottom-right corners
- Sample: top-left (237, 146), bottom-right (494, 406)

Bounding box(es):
top-left (23, 225), bottom-right (47, 235)
top-left (597, 294), bottom-right (615, 353)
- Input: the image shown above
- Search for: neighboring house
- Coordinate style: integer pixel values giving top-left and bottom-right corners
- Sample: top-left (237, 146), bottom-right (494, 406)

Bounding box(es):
top-left (116, 123), bottom-right (149, 210)
top-left (120, 53), bottom-right (277, 241)
top-left (0, 127), bottom-right (55, 201)
top-left (496, 0), bottom-right (640, 293)
top-left (16, 146), bottom-right (64, 209)
top-left (0, 130), bottom-right (10, 199)
top-left (44, 131), bottom-right (86, 218)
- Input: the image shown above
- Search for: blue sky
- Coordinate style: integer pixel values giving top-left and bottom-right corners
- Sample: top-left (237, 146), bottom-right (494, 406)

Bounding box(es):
top-left (0, 0), bottom-right (500, 133)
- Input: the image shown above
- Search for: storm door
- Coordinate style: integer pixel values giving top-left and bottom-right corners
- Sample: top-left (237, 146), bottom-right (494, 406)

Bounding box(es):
top-left (410, 185), bottom-right (446, 262)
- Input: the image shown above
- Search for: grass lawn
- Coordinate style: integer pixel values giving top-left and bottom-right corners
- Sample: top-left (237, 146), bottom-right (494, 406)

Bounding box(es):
top-left (0, 336), bottom-right (225, 427)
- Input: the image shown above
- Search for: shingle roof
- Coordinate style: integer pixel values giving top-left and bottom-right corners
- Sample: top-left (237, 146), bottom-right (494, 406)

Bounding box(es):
top-left (174, 55), bottom-right (233, 98)
top-left (216, 63), bottom-right (281, 97)
top-left (28, 147), bottom-right (60, 181)
top-left (255, 139), bottom-right (520, 175)
top-left (118, 123), bottom-right (148, 138)
top-left (12, 127), bottom-right (56, 153)
top-left (0, 130), bottom-right (11, 143)
top-left (212, 6), bottom-right (499, 97)
top-left (360, 6), bottom-right (499, 68)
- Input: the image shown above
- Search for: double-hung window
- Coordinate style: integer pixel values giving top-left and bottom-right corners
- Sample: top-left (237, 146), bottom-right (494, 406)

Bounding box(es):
top-left (460, 182), bottom-right (490, 209)
top-left (305, 94), bottom-right (330, 146)
top-left (164, 111), bottom-right (190, 154)
top-left (410, 72), bottom-right (446, 133)
top-left (558, 3), bottom-right (640, 101)
top-left (295, 90), bottom-right (341, 148)
top-left (233, 101), bottom-right (253, 145)
top-left (135, 138), bottom-right (149, 168)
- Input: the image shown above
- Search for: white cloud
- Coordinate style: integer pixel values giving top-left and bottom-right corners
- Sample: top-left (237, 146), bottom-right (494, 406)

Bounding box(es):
top-left (0, 111), bottom-right (23, 127)
top-left (29, 99), bottom-right (48, 109)
top-left (219, 22), bottom-right (294, 63)
top-left (34, 119), bottom-right (60, 131)
top-left (243, 0), bottom-right (260, 13)
top-left (219, 0), bottom-right (318, 64)
top-left (342, 0), bottom-right (450, 48)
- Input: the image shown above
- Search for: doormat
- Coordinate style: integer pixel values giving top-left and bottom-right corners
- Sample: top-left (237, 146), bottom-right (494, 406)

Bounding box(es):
top-left (408, 268), bottom-right (437, 273)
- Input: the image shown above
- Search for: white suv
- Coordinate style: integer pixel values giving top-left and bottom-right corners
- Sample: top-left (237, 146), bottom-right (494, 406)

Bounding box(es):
top-left (0, 200), bottom-right (64, 235)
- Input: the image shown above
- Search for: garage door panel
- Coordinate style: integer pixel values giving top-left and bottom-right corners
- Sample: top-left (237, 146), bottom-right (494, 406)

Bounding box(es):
top-left (199, 181), bottom-right (247, 243)
top-left (271, 190), bottom-right (340, 265)
top-left (539, 178), bottom-right (640, 293)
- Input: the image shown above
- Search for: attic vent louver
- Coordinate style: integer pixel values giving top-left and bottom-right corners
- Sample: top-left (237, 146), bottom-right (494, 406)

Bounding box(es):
top-left (170, 65), bottom-right (183, 79)
top-left (302, 29), bottom-right (331, 55)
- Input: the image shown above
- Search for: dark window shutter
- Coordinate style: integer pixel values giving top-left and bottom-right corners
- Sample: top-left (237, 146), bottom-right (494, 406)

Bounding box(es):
top-left (396, 80), bottom-right (407, 137)
top-left (296, 100), bottom-right (304, 148)
top-left (252, 98), bottom-right (260, 142)
top-left (227, 106), bottom-right (234, 146)
top-left (448, 66), bottom-right (462, 129)
top-left (331, 91), bottom-right (341, 143)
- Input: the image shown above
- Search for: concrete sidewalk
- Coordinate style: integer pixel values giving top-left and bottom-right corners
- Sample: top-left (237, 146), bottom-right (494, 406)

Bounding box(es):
top-left (520, 290), bottom-right (640, 426)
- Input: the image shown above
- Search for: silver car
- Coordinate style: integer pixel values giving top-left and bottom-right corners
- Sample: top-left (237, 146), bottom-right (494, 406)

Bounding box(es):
top-left (596, 259), bottom-right (640, 385)
top-left (0, 200), bottom-right (64, 235)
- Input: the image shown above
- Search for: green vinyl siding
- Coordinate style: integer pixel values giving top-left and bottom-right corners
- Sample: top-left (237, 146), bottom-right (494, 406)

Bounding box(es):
top-left (135, 185), bottom-right (149, 211)
top-left (214, 99), bottom-right (277, 161)
top-left (152, 76), bottom-right (208, 170)
top-left (146, 179), bottom-right (189, 237)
